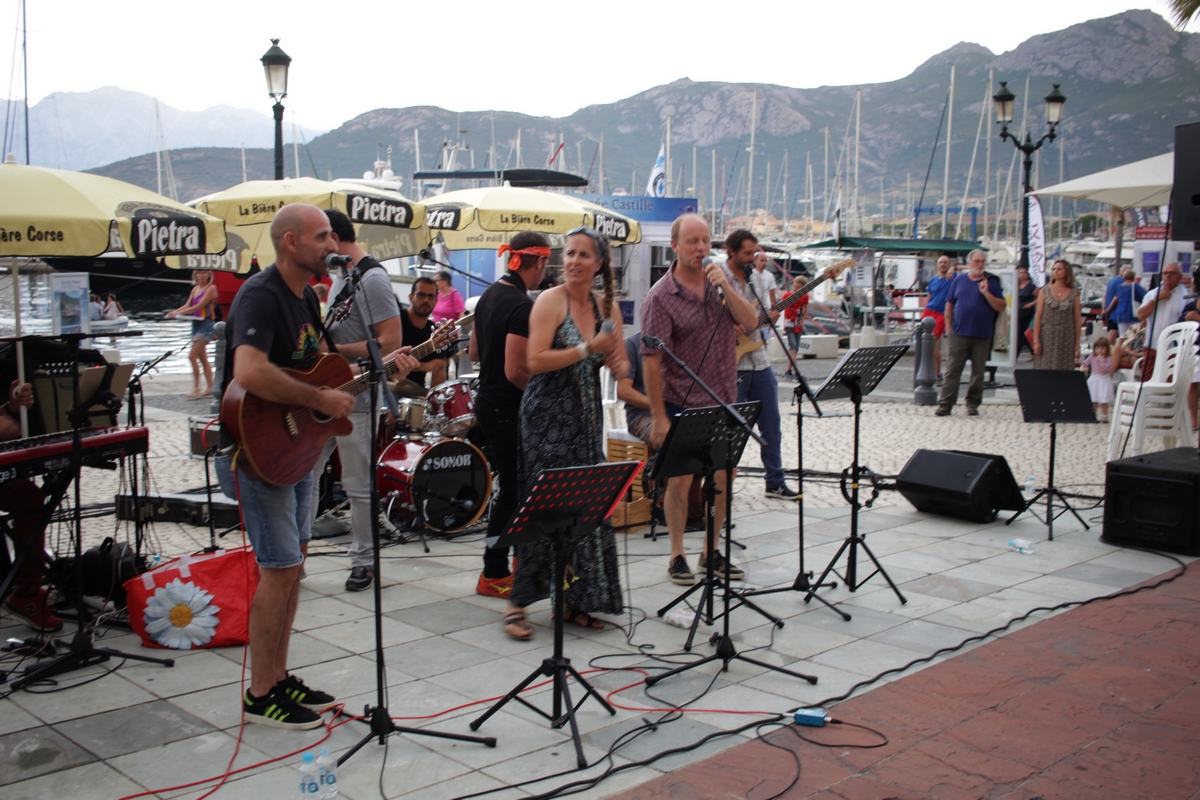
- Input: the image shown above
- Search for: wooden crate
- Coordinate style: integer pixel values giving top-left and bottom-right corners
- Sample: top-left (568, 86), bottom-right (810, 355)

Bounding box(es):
top-left (610, 497), bottom-right (651, 531)
top-left (607, 437), bottom-right (649, 500)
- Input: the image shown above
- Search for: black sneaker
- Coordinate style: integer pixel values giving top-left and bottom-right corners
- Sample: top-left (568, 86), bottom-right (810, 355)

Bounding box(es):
top-left (276, 674), bottom-right (337, 713)
top-left (244, 688), bottom-right (323, 730)
top-left (698, 550), bottom-right (745, 581)
top-left (966, 407), bottom-right (980, 416)
top-left (935, 407), bottom-right (952, 417)
top-left (345, 566), bottom-right (374, 592)
top-left (764, 485), bottom-right (799, 500)
top-left (667, 555), bottom-right (695, 585)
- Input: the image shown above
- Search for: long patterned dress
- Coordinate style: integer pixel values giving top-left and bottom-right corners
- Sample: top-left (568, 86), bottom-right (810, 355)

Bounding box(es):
top-left (1035, 286), bottom-right (1079, 371)
top-left (510, 295), bottom-right (623, 614)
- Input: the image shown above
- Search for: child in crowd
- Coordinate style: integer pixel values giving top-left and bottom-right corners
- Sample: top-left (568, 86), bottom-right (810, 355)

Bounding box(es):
top-left (1083, 335), bottom-right (1115, 423)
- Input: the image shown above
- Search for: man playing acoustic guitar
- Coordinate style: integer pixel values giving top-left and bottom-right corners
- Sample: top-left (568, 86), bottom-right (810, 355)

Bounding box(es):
top-left (222, 203), bottom-right (418, 729)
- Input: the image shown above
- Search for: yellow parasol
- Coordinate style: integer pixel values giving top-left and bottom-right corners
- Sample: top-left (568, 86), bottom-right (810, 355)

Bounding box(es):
top-left (0, 160), bottom-right (229, 434)
top-left (423, 185), bottom-right (641, 250)
top-left (170, 177), bottom-right (427, 273)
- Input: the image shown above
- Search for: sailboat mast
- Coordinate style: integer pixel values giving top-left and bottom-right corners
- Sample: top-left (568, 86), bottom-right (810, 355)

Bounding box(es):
top-left (956, 79), bottom-right (988, 239)
top-left (853, 89), bottom-right (860, 234)
top-left (823, 127), bottom-right (830, 224)
top-left (241, 143), bottom-right (247, 183)
top-left (665, 116), bottom-right (672, 195)
top-left (941, 65), bottom-right (955, 237)
top-left (598, 133), bottom-right (605, 194)
top-left (746, 90), bottom-right (757, 218)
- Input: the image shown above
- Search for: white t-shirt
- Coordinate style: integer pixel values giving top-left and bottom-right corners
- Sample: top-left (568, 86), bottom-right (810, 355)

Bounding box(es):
top-left (1140, 285), bottom-right (1186, 350)
top-left (752, 269), bottom-right (776, 308)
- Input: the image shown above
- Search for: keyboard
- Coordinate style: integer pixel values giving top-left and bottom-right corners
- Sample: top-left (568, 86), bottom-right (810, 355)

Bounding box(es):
top-left (0, 426), bottom-right (149, 485)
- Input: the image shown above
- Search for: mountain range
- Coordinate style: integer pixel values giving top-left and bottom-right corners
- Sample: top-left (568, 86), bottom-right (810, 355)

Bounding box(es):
top-left (84, 9), bottom-right (1199, 215)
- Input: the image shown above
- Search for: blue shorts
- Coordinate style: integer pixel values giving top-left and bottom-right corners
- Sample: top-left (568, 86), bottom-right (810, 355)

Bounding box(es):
top-left (785, 329), bottom-right (803, 352)
top-left (191, 318), bottom-right (215, 343)
top-left (235, 468), bottom-right (314, 569)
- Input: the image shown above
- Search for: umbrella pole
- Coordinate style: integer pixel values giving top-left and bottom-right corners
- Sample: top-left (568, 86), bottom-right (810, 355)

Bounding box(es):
top-left (10, 256), bottom-right (26, 438)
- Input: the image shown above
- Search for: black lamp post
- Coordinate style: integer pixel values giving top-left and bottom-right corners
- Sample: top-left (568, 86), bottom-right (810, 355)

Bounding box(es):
top-left (261, 38), bottom-right (291, 181)
top-left (994, 81), bottom-right (1066, 270)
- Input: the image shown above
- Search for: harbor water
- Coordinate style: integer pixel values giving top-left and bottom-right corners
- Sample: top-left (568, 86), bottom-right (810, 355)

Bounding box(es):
top-left (0, 272), bottom-right (199, 375)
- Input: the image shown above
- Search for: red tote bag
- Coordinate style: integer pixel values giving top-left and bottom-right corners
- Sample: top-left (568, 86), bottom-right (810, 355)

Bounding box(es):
top-left (124, 546), bottom-right (260, 650)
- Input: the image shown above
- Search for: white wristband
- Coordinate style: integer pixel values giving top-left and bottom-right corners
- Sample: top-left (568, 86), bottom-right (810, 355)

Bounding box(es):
top-left (577, 342), bottom-right (589, 360)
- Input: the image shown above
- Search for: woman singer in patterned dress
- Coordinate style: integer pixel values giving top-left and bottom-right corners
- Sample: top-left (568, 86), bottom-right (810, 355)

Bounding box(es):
top-left (1032, 259), bottom-right (1081, 371)
top-left (501, 228), bottom-right (629, 640)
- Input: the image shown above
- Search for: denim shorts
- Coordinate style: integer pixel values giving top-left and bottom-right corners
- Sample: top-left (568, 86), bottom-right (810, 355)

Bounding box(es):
top-left (234, 468), bottom-right (314, 569)
top-left (785, 329), bottom-right (803, 352)
top-left (191, 317), bottom-right (215, 343)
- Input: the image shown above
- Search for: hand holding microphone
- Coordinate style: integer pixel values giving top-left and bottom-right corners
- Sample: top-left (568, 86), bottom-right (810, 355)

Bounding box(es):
top-left (702, 256), bottom-right (727, 301)
top-left (588, 317), bottom-right (618, 356)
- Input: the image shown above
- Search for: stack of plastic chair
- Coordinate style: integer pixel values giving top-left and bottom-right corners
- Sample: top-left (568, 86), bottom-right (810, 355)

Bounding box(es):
top-left (1108, 321), bottom-right (1199, 460)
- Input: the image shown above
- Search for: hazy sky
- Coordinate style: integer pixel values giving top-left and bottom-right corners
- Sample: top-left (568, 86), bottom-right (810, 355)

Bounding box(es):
top-left (2, 1), bottom-right (1193, 131)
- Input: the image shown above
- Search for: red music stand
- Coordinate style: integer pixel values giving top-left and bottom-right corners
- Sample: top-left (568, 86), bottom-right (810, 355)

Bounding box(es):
top-left (470, 460), bottom-right (642, 768)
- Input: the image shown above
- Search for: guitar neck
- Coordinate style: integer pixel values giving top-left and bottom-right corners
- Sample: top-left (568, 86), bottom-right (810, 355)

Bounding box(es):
top-left (756, 273), bottom-right (829, 325)
top-left (337, 313), bottom-right (471, 397)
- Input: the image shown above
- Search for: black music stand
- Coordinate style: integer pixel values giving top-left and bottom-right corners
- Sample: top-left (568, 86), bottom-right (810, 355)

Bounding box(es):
top-left (743, 374), bottom-right (851, 620)
top-left (651, 403), bottom-right (779, 649)
top-left (1006, 369), bottom-right (1095, 539)
top-left (807, 345), bottom-right (909, 608)
top-left (470, 461), bottom-right (641, 768)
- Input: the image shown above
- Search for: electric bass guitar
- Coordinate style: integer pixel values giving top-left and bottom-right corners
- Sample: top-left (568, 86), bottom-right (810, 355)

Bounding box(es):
top-left (222, 314), bottom-right (472, 486)
top-left (735, 260), bottom-right (854, 360)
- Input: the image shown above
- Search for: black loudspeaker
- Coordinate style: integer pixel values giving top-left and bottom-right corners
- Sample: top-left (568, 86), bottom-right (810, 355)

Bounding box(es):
top-left (1103, 447), bottom-right (1200, 556)
top-left (1172, 122), bottom-right (1200, 241)
top-left (896, 449), bottom-right (1024, 523)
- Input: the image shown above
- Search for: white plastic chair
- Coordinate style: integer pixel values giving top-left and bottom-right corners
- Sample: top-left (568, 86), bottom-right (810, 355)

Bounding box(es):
top-left (599, 366), bottom-right (622, 436)
top-left (1107, 322), bottom-right (1198, 459)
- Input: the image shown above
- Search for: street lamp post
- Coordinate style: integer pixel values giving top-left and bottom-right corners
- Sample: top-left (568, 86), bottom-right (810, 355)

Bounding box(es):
top-left (993, 82), bottom-right (1066, 271)
top-left (260, 39), bottom-right (292, 181)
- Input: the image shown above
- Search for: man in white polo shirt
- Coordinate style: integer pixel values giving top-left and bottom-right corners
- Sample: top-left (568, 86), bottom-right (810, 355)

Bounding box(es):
top-left (1136, 263), bottom-right (1185, 379)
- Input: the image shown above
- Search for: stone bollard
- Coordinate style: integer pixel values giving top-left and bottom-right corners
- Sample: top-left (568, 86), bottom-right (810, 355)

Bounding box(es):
top-left (209, 321), bottom-right (225, 417)
top-left (913, 316), bottom-right (938, 405)
top-left (912, 320), bottom-right (924, 389)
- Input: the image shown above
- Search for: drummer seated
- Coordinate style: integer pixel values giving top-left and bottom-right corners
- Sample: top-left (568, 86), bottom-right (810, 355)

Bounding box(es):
top-left (402, 277), bottom-right (448, 387)
top-left (617, 334), bottom-right (653, 444)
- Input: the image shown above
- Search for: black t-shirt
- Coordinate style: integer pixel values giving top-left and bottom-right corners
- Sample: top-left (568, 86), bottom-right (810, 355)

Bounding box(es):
top-left (400, 310), bottom-right (443, 363)
top-left (220, 264), bottom-right (322, 446)
top-left (474, 272), bottom-right (533, 415)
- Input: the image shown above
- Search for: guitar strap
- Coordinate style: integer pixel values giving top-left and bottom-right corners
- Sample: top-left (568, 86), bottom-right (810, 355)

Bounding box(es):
top-left (315, 317), bottom-right (340, 356)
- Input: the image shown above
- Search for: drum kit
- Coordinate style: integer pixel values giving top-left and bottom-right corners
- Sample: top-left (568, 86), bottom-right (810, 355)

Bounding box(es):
top-left (377, 377), bottom-right (491, 538)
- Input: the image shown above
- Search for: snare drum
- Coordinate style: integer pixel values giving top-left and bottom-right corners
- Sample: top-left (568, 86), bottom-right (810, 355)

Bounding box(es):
top-left (426, 379), bottom-right (476, 436)
top-left (376, 437), bottom-right (491, 533)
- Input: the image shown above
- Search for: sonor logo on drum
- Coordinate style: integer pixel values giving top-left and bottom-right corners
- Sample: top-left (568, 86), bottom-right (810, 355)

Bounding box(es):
top-left (427, 454), bottom-right (474, 470)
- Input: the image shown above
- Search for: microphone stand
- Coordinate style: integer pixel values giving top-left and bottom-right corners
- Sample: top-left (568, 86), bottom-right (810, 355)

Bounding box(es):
top-left (337, 263), bottom-right (495, 767)
top-left (417, 250), bottom-right (492, 292)
top-left (734, 265), bottom-right (847, 618)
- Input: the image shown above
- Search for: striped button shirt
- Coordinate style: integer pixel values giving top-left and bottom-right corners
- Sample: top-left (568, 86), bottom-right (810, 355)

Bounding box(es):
top-left (640, 261), bottom-right (739, 408)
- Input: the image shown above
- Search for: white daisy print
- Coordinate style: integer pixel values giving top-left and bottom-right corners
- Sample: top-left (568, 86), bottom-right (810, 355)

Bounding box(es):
top-left (143, 578), bottom-right (221, 649)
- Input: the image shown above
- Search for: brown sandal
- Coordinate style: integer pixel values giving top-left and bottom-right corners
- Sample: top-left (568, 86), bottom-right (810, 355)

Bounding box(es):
top-left (502, 610), bottom-right (533, 640)
top-left (560, 610), bottom-right (605, 630)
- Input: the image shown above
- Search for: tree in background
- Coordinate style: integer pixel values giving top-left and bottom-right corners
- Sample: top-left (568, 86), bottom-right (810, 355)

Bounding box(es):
top-left (1170, 0), bottom-right (1199, 27)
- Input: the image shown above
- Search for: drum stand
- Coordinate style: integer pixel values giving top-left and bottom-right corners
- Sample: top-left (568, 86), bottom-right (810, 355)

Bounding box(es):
top-left (337, 267), bottom-right (494, 768)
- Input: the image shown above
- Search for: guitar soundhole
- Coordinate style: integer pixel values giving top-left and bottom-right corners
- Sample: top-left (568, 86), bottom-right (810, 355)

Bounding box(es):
top-left (312, 410), bottom-right (331, 424)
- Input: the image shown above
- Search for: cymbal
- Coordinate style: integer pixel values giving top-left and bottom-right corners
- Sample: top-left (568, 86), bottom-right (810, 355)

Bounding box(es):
top-left (390, 378), bottom-right (427, 398)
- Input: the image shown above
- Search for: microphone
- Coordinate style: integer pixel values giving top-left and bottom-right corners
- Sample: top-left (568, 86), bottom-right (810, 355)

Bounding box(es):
top-left (642, 334), bottom-right (663, 349)
top-left (601, 319), bottom-right (615, 334)
top-left (325, 253), bottom-right (353, 268)
top-left (701, 256), bottom-right (725, 301)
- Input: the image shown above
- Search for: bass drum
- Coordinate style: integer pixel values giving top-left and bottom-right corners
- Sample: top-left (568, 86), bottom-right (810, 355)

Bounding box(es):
top-left (376, 437), bottom-right (491, 533)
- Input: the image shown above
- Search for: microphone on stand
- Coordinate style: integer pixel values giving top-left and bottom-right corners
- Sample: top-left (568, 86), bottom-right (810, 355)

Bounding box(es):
top-left (642, 334), bottom-right (663, 349)
top-left (325, 253), bottom-right (353, 269)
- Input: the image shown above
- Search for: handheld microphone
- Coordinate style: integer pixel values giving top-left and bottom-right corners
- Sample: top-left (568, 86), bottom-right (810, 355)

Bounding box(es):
top-left (325, 253), bottom-right (353, 268)
top-left (701, 256), bottom-right (725, 301)
top-left (600, 319), bottom-right (615, 334)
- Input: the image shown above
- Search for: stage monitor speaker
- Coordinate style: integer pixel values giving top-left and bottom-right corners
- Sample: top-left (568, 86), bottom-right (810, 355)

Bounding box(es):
top-left (1103, 447), bottom-right (1200, 556)
top-left (896, 449), bottom-right (1024, 523)
top-left (1172, 122), bottom-right (1200, 241)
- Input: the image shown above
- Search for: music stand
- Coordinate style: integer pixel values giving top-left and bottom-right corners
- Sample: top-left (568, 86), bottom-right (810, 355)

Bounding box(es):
top-left (1006, 369), bottom-right (1095, 539)
top-left (651, 403), bottom-right (780, 649)
top-left (471, 461), bottom-right (642, 769)
top-left (807, 345), bottom-right (910, 607)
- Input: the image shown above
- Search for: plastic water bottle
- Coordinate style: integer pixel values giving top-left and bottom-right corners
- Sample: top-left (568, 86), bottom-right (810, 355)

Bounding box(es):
top-left (1024, 477), bottom-right (1036, 500)
top-left (316, 747), bottom-right (338, 798)
top-left (298, 752), bottom-right (320, 797)
top-left (1008, 538), bottom-right (1035, 555)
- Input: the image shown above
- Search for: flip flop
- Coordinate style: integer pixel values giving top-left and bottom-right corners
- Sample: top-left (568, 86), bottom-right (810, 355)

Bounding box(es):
top-left (560, 610), bottom-right (605, 630)
top-left (502, 610), bottom-right (533, 640)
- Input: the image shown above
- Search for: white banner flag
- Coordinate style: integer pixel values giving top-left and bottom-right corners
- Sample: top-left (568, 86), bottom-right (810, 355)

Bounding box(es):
top-left (1028, 194), bottom-right (1046, 287)
top-left (645, 144), bottom-right (666, 197)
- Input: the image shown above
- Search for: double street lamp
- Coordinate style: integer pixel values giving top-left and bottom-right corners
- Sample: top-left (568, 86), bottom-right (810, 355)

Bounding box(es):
top-left (261, 38), bottom-right (292, 181)
top-left (993, 81), bottom-right (1067, 271)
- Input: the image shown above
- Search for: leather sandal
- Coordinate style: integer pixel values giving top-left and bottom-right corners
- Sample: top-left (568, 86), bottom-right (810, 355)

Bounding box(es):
top-left (502, 609), bottom-right (533, 640)
top-left (559, 609), bottom-right (605, 630)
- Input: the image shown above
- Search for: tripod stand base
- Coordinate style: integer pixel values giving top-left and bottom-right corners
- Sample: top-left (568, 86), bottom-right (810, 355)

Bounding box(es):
top-left (339, 704), bottom-right (495, 767)
top-left (469, 655), bottom-right (614, 769)
top-left (644, 634), bottom-right (818, 687)
top-left (744, 571), bottom-right (852, 621)
top-left (808, 535), bottom-right (907, 606)
top-left (12, 640), bottom-right (173, 691)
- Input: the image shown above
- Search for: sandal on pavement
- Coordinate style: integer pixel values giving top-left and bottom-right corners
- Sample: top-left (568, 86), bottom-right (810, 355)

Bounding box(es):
top-left (559, 609), bottom-right (605, 630)
top-left (502, 609), bottom-right (533, 640)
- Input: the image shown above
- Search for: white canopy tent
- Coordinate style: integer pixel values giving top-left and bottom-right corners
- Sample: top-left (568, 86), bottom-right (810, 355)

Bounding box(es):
top-left (1034, 152), bottom-right (1174, 208)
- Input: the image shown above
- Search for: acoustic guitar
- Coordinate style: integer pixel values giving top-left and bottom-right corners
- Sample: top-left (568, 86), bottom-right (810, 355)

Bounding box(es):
top-left (735, 260), bottom-right (854, 360)
top-left (222, 314), bottom-right (471, 486)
